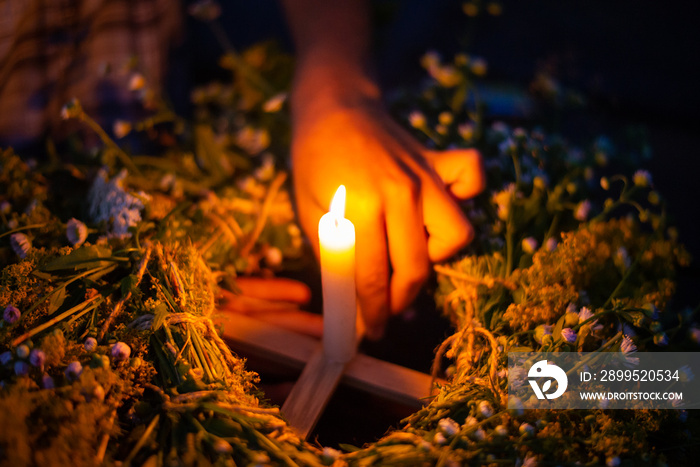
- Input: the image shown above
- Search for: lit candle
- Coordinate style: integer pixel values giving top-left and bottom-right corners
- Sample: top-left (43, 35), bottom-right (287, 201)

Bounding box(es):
top-left (318, 185), bottom-right (357, 362)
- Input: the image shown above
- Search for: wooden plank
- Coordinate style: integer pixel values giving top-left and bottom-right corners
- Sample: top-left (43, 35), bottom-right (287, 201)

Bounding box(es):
top-left (280, 345), bottom-right (346, 438)
top-left (216, 312), bottom-right (316, 367)
top-left (345, 353), bottom-right (437, 407)
top-left (218, 313), bottom-right (441, 408)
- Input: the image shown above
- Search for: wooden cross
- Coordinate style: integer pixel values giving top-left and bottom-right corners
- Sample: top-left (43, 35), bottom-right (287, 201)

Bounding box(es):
top-left (219, 313), bottom-right (441, 438)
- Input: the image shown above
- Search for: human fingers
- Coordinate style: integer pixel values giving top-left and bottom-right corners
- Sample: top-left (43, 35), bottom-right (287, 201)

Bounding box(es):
top-left (218, 294), bottom-right (302, 314)
top-left (349, 195), bottom-right (390, 340)
top-left (235, 277), bottom-right (312, 305)
top-left (247, 310), bottom-right (323, 338)
top-left (421, 175), bottom-right (475, 262)
top-left (383, 173), bottom-right (430, 315)
top-left (428, 148), bottom-right (486, 199)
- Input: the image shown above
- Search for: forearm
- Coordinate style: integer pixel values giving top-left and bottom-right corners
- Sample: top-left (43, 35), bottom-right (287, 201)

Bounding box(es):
top-left (280, 0), bottom-right (380, 111)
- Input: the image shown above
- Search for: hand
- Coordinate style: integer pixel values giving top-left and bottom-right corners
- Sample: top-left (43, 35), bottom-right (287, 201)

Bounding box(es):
top-left (217, 277), bottom-right (322, 337)
top-left (290, 92), bottom-right (485, 339)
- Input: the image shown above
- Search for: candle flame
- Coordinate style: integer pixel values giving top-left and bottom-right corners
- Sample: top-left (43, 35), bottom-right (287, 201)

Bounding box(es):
top-left (329, 185), bottom-right (346, 220)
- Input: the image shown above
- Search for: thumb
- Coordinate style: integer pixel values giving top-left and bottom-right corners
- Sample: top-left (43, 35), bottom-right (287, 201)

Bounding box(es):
top-left (428, 148), bottom-right (486, 200)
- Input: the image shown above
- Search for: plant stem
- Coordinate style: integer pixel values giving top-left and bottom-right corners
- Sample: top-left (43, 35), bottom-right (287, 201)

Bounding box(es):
top-left (77, 112), bottom-right (141, 175)
top-left (0, 223), bottom-right (47, 239)
top-left (12, 295), bottom-right (102, 346)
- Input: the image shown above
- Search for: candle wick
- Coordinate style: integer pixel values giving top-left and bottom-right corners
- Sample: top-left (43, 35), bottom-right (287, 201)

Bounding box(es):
top-left (334, 217), bottom-right (339, 228)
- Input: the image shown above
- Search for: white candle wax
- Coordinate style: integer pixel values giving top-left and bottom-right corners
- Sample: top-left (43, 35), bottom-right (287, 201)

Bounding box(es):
top-left (318, 185), bottom-right (357, 362)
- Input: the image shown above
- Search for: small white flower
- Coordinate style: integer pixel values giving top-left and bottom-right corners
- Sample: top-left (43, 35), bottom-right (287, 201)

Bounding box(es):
top-left (615, 246), bottom-right (631, 269)
top-left (111, 342), bottom-right (131, 361)
top-left (418, 439), bottom-right (432, 451)
top-left (457, 122), bottom-right (475, 141)
top-left (689, 327), bottom-right (700, 344)
top-left (438, 111), bottom-right (453, 126)
top-left (235, 126), bottom-right (270, 154)
top-left (113, 120), bottom-right (132, 139)
top-left (645, 303), bottom-right (660, 320)
top-left (621, 335), bottom-right (637, 354)
top-left (66, 218), bottom-right (88, 247)
top-left (521, 237), bottom-right (538, 254)
top-left (519, 423), bottom-right (535, 437)
top-left (619, 323), bottom-right (636, 337)
top-left (0, 351), bottom-right (12, 365)
top-left (16, 344), bottom-right (30, 359)
top-left (10, 233), bottom-right (32, 258)
top-left (492, 183), bottom-right (515, 221)
top-left (431, 64), bottom-right (461, 87)
top-left (561, 328), bottom-right (577, 343)
top-left (265, 247), bottom-right (283, 267)
top-left (29, 349), bottom-right (46, 367)
top-left (508, 396), bottom-right (525, 415)
top-left (408, 111), bottom-right (427, 128)
top-left (463, 415), bottom-right (478, 428)
top-left (534, 324), bottom-right (552, 344)
top-left (472, 427), bottom-right (486, 441)
top-left (498, 137), bottom-right (516, 154)
top-left (470, 57), bottom-right (488, 76)
top-left (322, 447), bottom-right (341, 462)
top-left (654, 333), bottom-right (669, 346)
top-left (433, 432), bottom-right (447, 445)
top-left (42, 374), bottom-right (55, 389)
top-left (262, 92), bottom-right (287, 113)
top-left (574, 200), bottom-right (591, 221)
top-left (438, 417), bottom-right (460, 437)
top-left (92, 384), bottom-right (106, 402)
top-left (88, 169), bottom-right (149, 237)
top-left (3, 305), bottom-right (21, 324)
top-left (14, 361), bottom-right (29, 376)
top-left (494, 425), bottom-right (508, 437)
top-left (679, 365), bottom-right (694, 382)
top-left (633, 170), bottom-right (652, 187)
top-left (254, 154), bottom-right (275, 181)
top-left (128, 73), bottom-right (146, 91)
top-left (577, 306), bottom-right (602, 332)
top-left (477, 400), bottom-right (494, 418)
top-left (0, 201), bottom-right (10, 214)
top-left (65, 361), bottom-right (83, 381)
top-left (84, 337), bottom-right (98, 352)
top-left (545, 237), bottom-right (558, 252)
top-left (420, 51), bottom-right (441, 69)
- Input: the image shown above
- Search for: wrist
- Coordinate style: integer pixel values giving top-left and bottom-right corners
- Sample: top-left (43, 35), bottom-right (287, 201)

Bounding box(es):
top-left (290, 55), bottom-right (381, 120)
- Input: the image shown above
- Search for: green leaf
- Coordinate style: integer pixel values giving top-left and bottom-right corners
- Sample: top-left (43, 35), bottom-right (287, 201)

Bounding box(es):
top-left (48, 287), bottom-right (67, 315)
top-left (43, 245), bottom-right (113, 271)
top-left (121, 274), bottom-right (138, 298)
top-left (553, 314), bottom-right (566, 341)
top-left (338, 443), bottom-right (361, 453)
top-left (151, 303), bottom-right (169, 331)
top-left (32, 270), bottom-right (56, 281)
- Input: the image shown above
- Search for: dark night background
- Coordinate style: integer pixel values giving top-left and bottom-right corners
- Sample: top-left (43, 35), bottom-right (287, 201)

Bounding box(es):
top-left (181, 0), bottom-right (700, 446)
top-left (180, 0), bottom-right (700, 266)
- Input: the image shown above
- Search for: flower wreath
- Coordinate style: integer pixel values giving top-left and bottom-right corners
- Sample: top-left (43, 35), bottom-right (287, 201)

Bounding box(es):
top-left (1, 37), bottom-right (697, 467)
